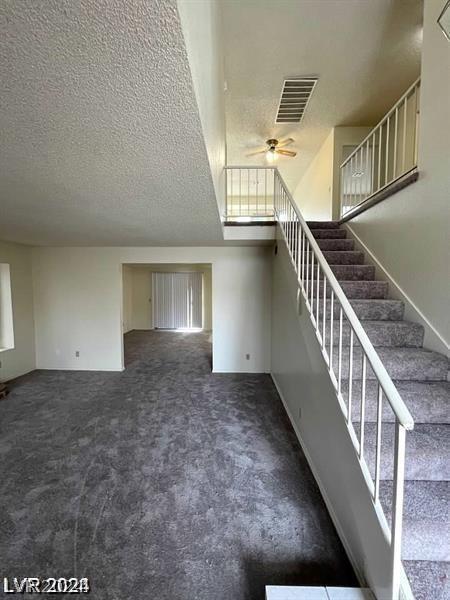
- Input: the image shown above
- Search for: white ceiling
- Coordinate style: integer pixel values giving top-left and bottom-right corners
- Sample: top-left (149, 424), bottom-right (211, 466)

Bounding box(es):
top-left (0, 0), bottom-right (223, 246)
top-left (0, 1), bottom-right (424, 246)
top-left (222, 0), bottom-right (423, 192)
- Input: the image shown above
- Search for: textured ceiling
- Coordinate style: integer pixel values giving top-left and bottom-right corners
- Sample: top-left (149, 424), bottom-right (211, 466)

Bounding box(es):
top-left (0, 0), bottom-right (222, 246)
top-left (222, 0), bottom-right (423, 192)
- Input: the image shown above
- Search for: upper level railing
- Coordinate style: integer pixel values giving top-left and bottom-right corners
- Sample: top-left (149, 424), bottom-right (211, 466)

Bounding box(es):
top-left (225, 165), bottom-right (414, 600)
top-left (340, 78), bottom-right (420, 219)
top-left (224, 166), bottom-right (275, 221)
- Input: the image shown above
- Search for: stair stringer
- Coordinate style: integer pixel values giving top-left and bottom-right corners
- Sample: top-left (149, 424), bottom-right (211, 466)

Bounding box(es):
top-left (270, 240), bottom-right (414, 600)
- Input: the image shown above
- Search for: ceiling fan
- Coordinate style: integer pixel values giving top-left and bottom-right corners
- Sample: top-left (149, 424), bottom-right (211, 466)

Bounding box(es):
top-left (246, 138), bottom-right (297, 162)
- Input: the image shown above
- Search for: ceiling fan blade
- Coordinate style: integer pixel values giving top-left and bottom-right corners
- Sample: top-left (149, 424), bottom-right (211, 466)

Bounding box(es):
top-left (276, 148), bottom-right (297, 157)
top-left (277, 138), bottom-right (295, 148)
top-left (245, 149), bottom-right (267, 157)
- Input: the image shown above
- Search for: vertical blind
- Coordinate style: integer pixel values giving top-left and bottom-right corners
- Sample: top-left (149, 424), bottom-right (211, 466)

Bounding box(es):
top-left (152, 272), bottom-right (202, 329)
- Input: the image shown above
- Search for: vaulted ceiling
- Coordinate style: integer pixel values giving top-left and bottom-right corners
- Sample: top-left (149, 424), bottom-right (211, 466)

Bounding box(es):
top-left (0, 0), bottom-right (223, 246)
top-left (222, 0), bottom-right (423, 192)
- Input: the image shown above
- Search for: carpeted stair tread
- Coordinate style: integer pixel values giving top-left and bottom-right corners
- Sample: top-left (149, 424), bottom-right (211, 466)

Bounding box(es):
top-left (379, 481), bottom-right (450, 562)
top-left (330, 320), bottom-right (424, 348)
top-left (339, 347), bottom-right (448, 381)
top-left (311, 229), bottom-right (347, 239)
top-left (349, 299), bottom-right (404, 321)
top-left (403, 560), bottom-right (450, 600)
top-left (320, 280), bottom-right (389, 299)
top-left (322, 251), bottom-right (365, 265)
top-left (307, 221), bottom-right (341, 229)
top-left (347, 380), bottom-right (450, 424)
top-left (333, 264), bottom-right (376, 280)
top-left (353, 423), bottom-right (450, 481)
top-left (317, 239), bottom-right (355, 251)
top-left (321, 299), bottom-right (405, 321)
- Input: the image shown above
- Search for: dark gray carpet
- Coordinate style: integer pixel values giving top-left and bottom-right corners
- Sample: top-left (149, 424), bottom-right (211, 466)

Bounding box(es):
top-left (0, 330), bottom-right (356, 600)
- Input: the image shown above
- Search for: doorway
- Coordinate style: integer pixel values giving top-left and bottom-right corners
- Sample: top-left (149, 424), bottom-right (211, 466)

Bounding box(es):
top-left (121, 263), bottom-right (213, 369)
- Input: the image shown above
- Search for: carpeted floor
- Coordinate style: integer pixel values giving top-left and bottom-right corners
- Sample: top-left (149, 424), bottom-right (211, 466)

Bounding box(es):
top-left (0, 330), bottom-right (356, 599)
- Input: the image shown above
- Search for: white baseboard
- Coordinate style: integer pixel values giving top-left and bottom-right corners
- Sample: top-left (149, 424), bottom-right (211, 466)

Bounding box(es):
top-left (344, 224), bottom-right (449, 356)
top-left (35, 366), bottom-right (124, 372)
top-left (270, 373), bottom-right (366, 588)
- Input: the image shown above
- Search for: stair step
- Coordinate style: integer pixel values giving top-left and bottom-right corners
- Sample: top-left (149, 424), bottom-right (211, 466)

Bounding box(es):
top-left (332, 264), bottom-right (376, 280)
top-left (353, 423), bottom-right (450, 481)
top-left (322, 251), bottom-right (365, 265)
top-left (349, 299), bottom-right (404, 321)
top-left (403, 560), bottom-right (450, 600)
top-left (311, 229), bottom-right (347, 239)
top-left (315, 280), bottom-right (389, 299)
top-left (339, 347), bottom-right (448, 381)
top-left (331, 320), bottom-right (424, 348)
top-left (340, 281), bottom-right (388, 299)
top-left (347, 380), bottom-right (450, 424)
top-left (379, 481), bottom-right (450, 561)
top-left (320, 299), bottom-right (405, 321)
top-left (317, 238), bottom-right (355, 251)
top-left (307, 221), bottom-right (341, 229)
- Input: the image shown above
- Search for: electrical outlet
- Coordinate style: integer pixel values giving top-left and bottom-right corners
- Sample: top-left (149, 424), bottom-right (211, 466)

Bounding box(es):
top-left (298, 406), bottom-right (302, 419)
top-left (245, 353), bottom-right (250, 360)
top-left (75, 351), bottom-right (80, 358)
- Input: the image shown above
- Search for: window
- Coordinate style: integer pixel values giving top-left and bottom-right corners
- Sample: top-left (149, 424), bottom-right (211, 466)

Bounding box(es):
top-left (0, 264), bottom-right (14, 351)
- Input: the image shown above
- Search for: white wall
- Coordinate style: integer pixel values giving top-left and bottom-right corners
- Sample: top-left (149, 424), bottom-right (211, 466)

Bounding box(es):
top-left (271, 242), bottom-right (396, 598)
top-left (332, 126), bottom-right (372, 220)
top-left (294, 130), bottom-right (334, 220)
top-left (177, 0), bottom-right (226, 216)
top-left (122, 265), bottom-right (133, 333)
top-left (0, 240), bottom-right (35, 380)
top-left (203, 267), bottom-right (212, 332)
top-left (130, 267), bottom-right (152, 330)
top-left (32, 246), bottom-right (271, 373)
top-left (346, 0), bottom-right (450, 353)
top-left (294, 127), bottom-right (371, 221)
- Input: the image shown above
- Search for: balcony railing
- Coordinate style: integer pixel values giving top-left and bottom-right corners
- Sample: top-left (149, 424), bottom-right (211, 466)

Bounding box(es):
top-left (340, 78), bottom-right (421, 219)
top-left (225, 165), bottom-right (414, 600)
top-left (224, 166), bottom-right (275, 221)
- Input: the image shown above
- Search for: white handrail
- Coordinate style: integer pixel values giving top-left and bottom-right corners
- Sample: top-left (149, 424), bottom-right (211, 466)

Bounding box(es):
top-left (272, 166), bottom-right (412, 600)
top-left (275, 168), bottom-right (413, 428)
top-left (340, 78), bottom-right (420, 218)
top-left (225, 165), bottom-right (414, 600)
top-left (340, 78), bottom-right (420, 169)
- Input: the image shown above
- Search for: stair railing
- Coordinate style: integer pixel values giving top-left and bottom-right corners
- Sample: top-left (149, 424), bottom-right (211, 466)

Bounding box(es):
top-left (224, 166), bottom-right (275, 221)
top-left (340, 78), bottom-right (420, 219)
top-left (275, 167), bottom-right (414, 600)
top-left (225, 165), bottom-right (414, 600)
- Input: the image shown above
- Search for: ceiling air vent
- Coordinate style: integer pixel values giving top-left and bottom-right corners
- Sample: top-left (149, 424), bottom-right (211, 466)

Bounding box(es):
top-left (275, 78), bottom-right (318, 124)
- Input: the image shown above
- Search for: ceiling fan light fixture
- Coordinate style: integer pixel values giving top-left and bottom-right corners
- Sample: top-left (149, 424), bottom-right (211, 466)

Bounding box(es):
top-left (266, 148), bottom-right (277, 162)
top-left (246, 138), bottom-right (296, 160)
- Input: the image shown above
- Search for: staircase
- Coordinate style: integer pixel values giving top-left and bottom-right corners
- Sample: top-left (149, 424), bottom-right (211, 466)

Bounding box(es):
top-left (308, 221), bottom-right (449, 600)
